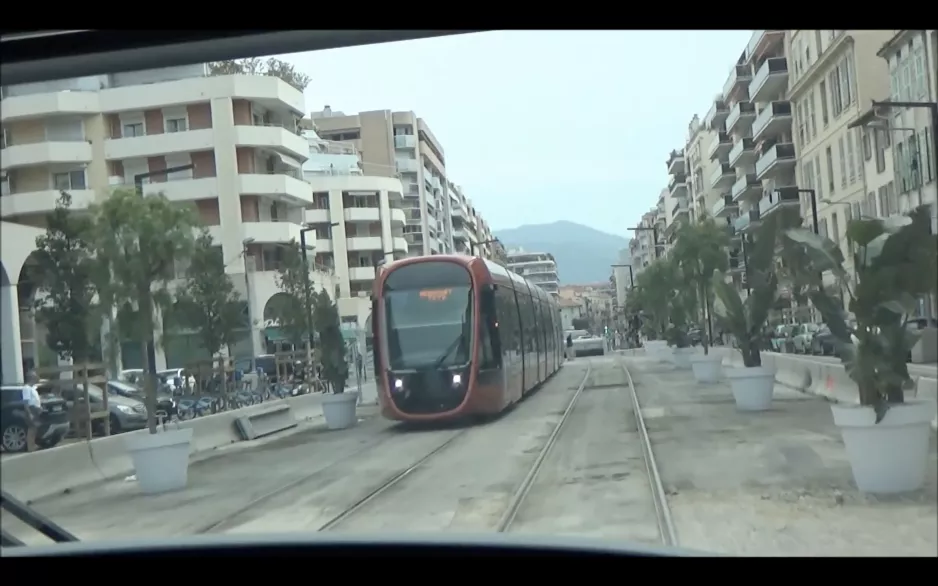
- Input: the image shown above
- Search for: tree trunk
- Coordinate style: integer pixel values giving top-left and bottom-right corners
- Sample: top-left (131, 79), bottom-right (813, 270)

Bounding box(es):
top-left (139, 292), bottom-right (158, 434)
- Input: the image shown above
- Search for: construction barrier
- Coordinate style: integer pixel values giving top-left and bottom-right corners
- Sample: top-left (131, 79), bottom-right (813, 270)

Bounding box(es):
top-left (0, 392), bottom-right (330, 503)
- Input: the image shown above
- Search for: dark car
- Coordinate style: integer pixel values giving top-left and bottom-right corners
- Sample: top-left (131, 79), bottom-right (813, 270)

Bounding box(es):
top-left (105, 380), bottom-right (177, 420)
top-left (1, 385), bottom-right (70, 453)
top-left (810, 325), bottom-right (836, 355)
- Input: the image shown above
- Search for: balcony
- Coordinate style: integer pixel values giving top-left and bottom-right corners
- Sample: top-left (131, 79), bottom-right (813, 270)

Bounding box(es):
top-left (711, 195), bottom-right (738, 219)
top-left (731, 173), bottom-right (762, 202)
top-left (389, 208), bottom-right (406, 224)
top-left (761, 186), bottom-right (801, 218)
top-left (1, 188), bottom-right (95, 218)
top-left (671, 198), bottom-right (690, 220)
top-left (241, 221), bottom-right (303, 245)
top-left (748, 57), bottom-right (790, 103)
top-left (722, 65), bottom-right (752, 102)
top-left (238, 174), bottom-right (312, 205)
top-left (392, 237), bottom-right (409, 251)
top-left (668, 173), bottom-right (688, 198)
top-left (708, 163), bottom-right (735, 190)
top-left (746, 30), bottom-right (786, 66)
top-left (138, 176), bottom-right (220, 203)
top-left (751, 101), bottom-right (792, 142)
top-left (704, 99), bottom-right (729, 131)
top-left (725, 101), bottom-right (756, 134)
top-left (304, 208), bottom-right (330, 224)
top-left (394, 134), bottom-right (417, 149)
top-left (233, 125), bottom-right (309, 162)
top-left (105, 128), bottom-right (215, 160)
top-left (0, 91), bottom-right (100, 123)
top-left (344, 207), bottom-right (381, 222)
top-left (315, 238), bottom-right (333, 253)
top-left (728, 137), bottom-right (756, 168)
top-left (1, 141), bottom-right (93, 171)
top-left (666, 149), bottom-right (686, 175)
top-left (707, 132), bottom-right (732, 161)
top-left (755, 142), bottom-right (796, 180)
top-left (347, 236), bottom-right (383, 252)
top-left (349, 266), bottom-right (377, 281)
top-left (395, 159), bottom-right (418, 174)
top-left (734, 208), bottom-right (761, 233)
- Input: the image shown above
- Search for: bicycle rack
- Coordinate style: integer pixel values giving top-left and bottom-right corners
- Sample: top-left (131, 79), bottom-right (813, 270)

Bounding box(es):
top-left (1, 490), bottom-right (79, 547)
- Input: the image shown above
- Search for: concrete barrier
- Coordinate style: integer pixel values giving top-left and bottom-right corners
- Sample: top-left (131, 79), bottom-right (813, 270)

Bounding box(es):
top-left (913, 377), bottom-right (937, 431)
top-left (0, 396), bottom-right (318, 503)
top-left (235, 404), bottom-right (296, 441)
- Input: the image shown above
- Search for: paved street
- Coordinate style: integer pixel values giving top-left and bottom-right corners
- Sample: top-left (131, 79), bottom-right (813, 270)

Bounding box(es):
top-left (626, 355), bottom-right (937, 557)
top-left (5, 355), bottom-right (936, 557)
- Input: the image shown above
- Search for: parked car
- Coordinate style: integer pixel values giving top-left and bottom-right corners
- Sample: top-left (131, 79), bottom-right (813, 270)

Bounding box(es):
top-left (60, 383), bottom-right (148, 435)
top-left (568, 330), bottom-right (606, 357)
top-left (791, 323), bottom-right (820, 354)
top-left (106, 380), bottom-right (176, 420)
top-left (1, 385), bottom-right (70, 453)
top-left (810, 324), bottom-right (836, 356)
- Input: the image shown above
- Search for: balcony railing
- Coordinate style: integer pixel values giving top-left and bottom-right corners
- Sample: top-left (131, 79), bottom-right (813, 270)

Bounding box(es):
top-left (723, 65), bottom-right (753, 100)
top-left (711, 195), bottom-right (737, 217)
top-left (734, 208), bottom-right (761, 233)
top-left (749, 57), bottom-right (790, 102)
top-left (755, 142), bottom-right (796, 178)
top-left (728, 137), bottom-right (755, 166)
top-left (751, 100), bottom-right (792, 140)
top-left (726, 101), bottom-right (756, 132)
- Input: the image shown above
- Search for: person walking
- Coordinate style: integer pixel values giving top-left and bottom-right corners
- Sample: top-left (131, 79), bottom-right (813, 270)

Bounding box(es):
top-left (22, 371), bottom-right (42, 452)
top-left (566, 334), bottom-right (574, 360)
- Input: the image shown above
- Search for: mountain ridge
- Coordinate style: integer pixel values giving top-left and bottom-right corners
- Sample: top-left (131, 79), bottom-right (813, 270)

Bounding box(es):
top-left (494, 221), bottom-right (629, 285)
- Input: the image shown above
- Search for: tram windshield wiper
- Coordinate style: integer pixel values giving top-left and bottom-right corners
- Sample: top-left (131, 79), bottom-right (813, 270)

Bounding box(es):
top-left (1, 489), bottom-right (80, 546)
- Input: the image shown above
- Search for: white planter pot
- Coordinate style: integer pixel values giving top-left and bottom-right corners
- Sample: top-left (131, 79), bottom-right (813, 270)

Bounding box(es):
top-left (725, 366), bottom-right (775, 412)
top-left (124, 427), bottom-right (193, 495)
top-left (322, 391), bottom-right (360, 430)
top-left (831, 399), bottom-right (935, 494)
top-left (690, 353), bottom-right (723, 383)
top-left (672, 347), bottom-right (693, 370)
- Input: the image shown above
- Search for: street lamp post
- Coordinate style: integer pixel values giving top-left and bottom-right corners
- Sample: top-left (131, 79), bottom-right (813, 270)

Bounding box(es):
top-left (470, 238), bottom-right (500, 257)
top-left (133, 164), bottom-right (194, 396)
top-left (628, 225), bottom-right (663, 258)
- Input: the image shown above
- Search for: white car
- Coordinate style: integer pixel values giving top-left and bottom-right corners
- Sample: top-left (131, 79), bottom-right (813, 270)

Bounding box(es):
top-left (567, 330), bottom-right (606, 357)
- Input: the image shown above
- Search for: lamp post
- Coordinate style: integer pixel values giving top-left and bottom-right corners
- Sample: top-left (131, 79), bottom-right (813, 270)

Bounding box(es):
top-left (133, 164), bottom-right (194, 396)
top-left (470, 238), bottom-right (500, 257)
top-left (628, 225), bottom-right (663, 258)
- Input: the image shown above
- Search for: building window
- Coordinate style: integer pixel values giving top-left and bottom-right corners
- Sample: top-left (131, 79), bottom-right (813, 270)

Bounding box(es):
top-left (862, 129), bottom-right (872, 161)
top-left (837, 136), bottom-right (847, 188)
top-left (846, 131), bottom-right (856, 184)
top-left (52, 170), bottom-right (86, 191)
top-left (825, 147), bottom-right (835, 194)
top-left (165, 117), bottom-right (187, 133)
top-left (796, 101), bottom-right (806, 146)
top-left (123, 122), bottom-right (144, 138)
top-left (829, 69), bottom-right (843, 117)
top-left (819, 80), bottom-right (829, 127)
top-left (924, 128), bottom-right (934, 183)
top-left (808, 89), bottom-right (818, 141)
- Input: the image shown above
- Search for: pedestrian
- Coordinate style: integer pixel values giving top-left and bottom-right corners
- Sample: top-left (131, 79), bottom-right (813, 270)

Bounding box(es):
top-left (22, 371), bottom-right (42, 452)
top-left (566, 334), bottom-right (574, 360)
top-left (355, 353), bottom-right (363, 381)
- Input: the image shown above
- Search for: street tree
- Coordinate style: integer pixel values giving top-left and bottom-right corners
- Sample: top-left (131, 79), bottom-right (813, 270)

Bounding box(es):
top-left (269, 239), bottom-right (315, 350)
top-left (89, 188), bottom-right (199, 433)
top-left (312, 289), bottom-right (348, 393)
top-left (30, 192), bottom-right (100, 365)
top-left (170, 230), bottom-right (244, 360)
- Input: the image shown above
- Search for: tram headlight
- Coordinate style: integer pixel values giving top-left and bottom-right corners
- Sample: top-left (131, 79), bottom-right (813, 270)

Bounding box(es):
top-left (394, 378), bottom-right (404, 390)
top-left (452, 374), bottom-right (462, 386)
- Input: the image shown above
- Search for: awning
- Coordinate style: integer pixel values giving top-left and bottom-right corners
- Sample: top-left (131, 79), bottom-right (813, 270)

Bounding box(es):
top-left (274, 152), bottom-right (302, 170)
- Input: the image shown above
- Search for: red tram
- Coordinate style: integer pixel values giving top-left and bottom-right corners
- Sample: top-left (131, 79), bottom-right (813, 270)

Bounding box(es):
top-left (371, 255), bottom-right (564, 422)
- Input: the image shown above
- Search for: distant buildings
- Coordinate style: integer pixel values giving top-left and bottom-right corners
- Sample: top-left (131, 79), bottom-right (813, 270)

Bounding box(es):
top-left (506, 249), bottom-right (560, 295)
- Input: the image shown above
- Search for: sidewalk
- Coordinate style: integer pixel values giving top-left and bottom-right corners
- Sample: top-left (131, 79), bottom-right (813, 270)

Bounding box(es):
top-left (624, 355), bottom-right (937, 557)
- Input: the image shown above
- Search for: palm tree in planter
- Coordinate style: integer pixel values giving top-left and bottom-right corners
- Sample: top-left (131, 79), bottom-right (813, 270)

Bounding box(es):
top-left (312, 288), bottom-right (357, 430)
top-left (672, 216), bottom-right (730, 382)
top-left (710, 209), bottom-right (787, 412)
top-left (782, 205), bottom-right (937, 494)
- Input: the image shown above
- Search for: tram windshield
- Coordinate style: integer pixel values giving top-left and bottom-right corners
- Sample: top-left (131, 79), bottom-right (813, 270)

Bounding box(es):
top-left (382, 262), bottom-right (474, 370)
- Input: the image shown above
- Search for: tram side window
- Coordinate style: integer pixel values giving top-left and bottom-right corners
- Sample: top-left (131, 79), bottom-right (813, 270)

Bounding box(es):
top-left (524, 294), bottom-right (536, 353)
top-left (479, 288), bottom-right (499, 369)
top-left (496, 287), bottom-right (517, 354)
top-left (544, 302), bottom-right (553, 352)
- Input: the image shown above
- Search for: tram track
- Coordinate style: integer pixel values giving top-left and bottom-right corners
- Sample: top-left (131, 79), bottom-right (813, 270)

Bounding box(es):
top-left (196, 363), bottom-right (590, 535)
top-left (317, 362), bottom-right (594, 533)
top-left (497, 358), bottom-right (676, 547)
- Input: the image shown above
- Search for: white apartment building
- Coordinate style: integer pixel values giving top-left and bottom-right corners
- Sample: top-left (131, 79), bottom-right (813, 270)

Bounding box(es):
top-left (506, 250), bottom-right (560, 295)
top-left (309, 107), bottom-right (455, 257)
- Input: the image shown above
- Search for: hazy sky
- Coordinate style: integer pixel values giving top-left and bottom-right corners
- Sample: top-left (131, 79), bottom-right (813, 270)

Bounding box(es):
top-left (276, 30), bottom-right (753, 238)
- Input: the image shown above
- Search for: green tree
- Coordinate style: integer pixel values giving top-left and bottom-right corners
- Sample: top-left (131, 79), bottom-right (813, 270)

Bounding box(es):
top-left (208, 57), bottom-right (311, 91)
top-left (633, 257), bottom-right (680, 339)
top-left (89, 188), bottom-right (199, 433)
top-left (30, 192), bottom-right (100, 364)
top-left (169, 230), bottom-right (244, 359)
top-left (312, 289), bottom-right (348, 393)
top-left (269, 239), bottom-right (315, 350)
top-left (671, 214), bottom-right (730, 354)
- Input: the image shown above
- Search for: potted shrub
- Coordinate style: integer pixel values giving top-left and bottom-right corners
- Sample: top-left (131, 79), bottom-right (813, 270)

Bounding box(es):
top-left (666, 325), bottom-right (693, 370)
top-left (90, 188), bottom-right (199, 495)
top-left (673, 216), bottom-right (730, 383)
top-left (313, 289), bottom-right (358, 429)
top-left (782, 205), bottom-right (937, 493)
top-left (711, 210), bottom-right (786, 412)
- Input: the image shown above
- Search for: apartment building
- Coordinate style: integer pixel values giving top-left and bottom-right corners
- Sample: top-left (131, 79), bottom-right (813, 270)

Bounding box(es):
top-left (786, 30), bottom-right (894, 279)
top-left (300, 128), bottom-right (410, 326)
top-left (686, 112), bottom-right (722, 220)
top-left (309, 107), bottom-right (454, 257)
top-left (0, 64), bottom-right (353, 381)
top-left (506, 250), bottom-right (560, 295)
